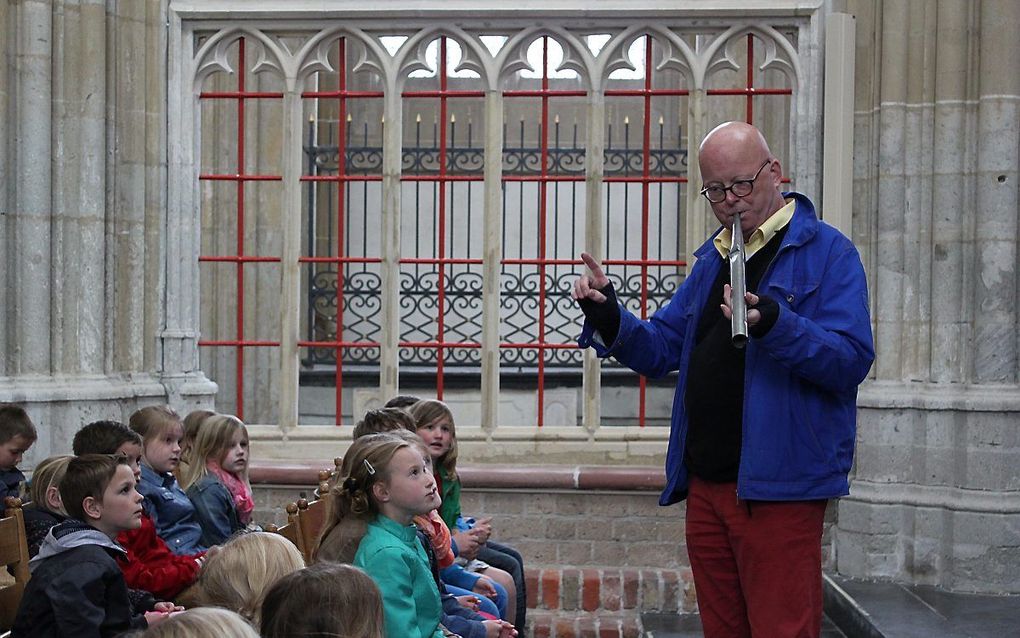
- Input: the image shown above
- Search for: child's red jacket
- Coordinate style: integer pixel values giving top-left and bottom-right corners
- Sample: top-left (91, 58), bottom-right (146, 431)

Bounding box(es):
top-left (116, 513), bottom-right (202, 599)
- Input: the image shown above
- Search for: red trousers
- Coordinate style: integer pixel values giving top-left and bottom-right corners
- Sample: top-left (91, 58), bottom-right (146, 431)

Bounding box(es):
top-left (685, 476), bottom-right (827, 638)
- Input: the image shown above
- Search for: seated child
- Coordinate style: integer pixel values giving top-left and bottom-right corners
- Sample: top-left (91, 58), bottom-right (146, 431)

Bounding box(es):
top-left (197, 531), bottom-right (305, 629)
top-left (73, 420), bottom-right (206, 601)
top-left (386, 429), bottom-right (516, 638)
top-left (21, 455), bottom-right (73, 557)
top-left (178, 409), bottom-right (214, 477)
top-left (260, 562), bottom-right (385, 638)
top-left (180, 414), bottom-right (254, 546)
top-left (410, 400), bottom-right (527, 632)
top-left (0, 403), bottom-right (37, 501)
top-left (137, 606), bottom-right (259, 638)
top-left (328, 410), bottom-right (510, 623)
top-left (324, 433), bottom-right (450, 638)
top-left (129, 406), bottom-right (208, 555)
top-left (12, 454), bottom-right (179, 636)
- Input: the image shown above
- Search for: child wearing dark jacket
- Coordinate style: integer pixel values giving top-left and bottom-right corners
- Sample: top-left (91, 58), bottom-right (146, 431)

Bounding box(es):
top-left (73, 420), bottom-right (208, 601)
top-left (12, 454), bottom-right (180, 637)
top-left (0, 403), bottom-right (37, 501)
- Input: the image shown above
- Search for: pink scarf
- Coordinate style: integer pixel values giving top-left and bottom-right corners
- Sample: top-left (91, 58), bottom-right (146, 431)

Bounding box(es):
top-left (206, 460), bottom-right (254, 525)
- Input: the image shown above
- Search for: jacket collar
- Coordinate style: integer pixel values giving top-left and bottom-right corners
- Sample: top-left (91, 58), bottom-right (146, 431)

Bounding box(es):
top-left (694, 191), bottom-right (818, 261)
top-left (372, 513), bottom-right (420, 544)
top-left (140, 463), bottom-right (176, 489)
top-left (31, 519), bottom-right (125, 570)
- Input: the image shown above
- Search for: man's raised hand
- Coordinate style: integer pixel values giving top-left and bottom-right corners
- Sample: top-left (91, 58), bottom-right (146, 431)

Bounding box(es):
top-left (572, 252), bottom-right (610, 304)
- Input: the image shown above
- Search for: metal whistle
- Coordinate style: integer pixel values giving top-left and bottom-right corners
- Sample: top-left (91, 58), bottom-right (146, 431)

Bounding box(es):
top-left (728, 212), bottom-right (748, 348)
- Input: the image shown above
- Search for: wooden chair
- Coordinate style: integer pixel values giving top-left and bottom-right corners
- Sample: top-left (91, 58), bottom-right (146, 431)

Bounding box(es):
top-left (0, 497), bottom-right (31, 633)
top-left (267, 468), bottom-right (334, 564)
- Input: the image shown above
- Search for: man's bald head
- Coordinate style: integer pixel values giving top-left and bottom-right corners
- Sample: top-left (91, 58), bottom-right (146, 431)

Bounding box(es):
top-left (699, 121), bottom-right (773, 164)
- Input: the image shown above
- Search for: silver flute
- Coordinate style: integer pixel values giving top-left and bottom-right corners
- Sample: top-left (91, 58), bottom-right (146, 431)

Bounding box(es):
top-left (728, 212), bottom-right (748, 348)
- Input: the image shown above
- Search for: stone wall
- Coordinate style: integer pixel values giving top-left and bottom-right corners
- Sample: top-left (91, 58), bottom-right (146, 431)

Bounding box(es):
top-left (838, 0), bottom-right (1020, 593)
top-left (0, 0), bottom-right (216, 464)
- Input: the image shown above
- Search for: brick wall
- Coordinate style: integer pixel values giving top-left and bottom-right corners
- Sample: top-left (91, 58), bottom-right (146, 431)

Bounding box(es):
top-left (250, 462), bottom-right (837, 637)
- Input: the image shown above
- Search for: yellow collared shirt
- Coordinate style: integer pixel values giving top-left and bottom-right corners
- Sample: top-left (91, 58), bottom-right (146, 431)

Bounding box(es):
top-left (713, 198), bottom-right (795, 260)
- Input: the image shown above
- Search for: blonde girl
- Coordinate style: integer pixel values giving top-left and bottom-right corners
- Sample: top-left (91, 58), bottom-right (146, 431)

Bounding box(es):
top-left (318, 433), bottom-right (444, 638)
top-left (260, 563), bottom-right (385, 638)
top-left (180, 409), bottom-right (215, 470)
top-left (409, 399), bottom-right (527, 631)
top-left (138, 607), bottom-right (259, 638)
top-left (197, 532), bottom-right (304, 629)
top-left (23, 455), bottom-right (73, 557)
top-left (180, 414), bottom-right (253, 546)
top-left (129, 406), bottom-right (207, 554)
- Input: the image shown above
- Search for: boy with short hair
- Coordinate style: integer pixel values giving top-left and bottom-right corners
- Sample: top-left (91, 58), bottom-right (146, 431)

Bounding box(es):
top-left (12, 454), bottom-right (177, 636)
top-left (0, 403), bottom-right (38, 501)
top-left (73, 420), bottom-right (206, 600)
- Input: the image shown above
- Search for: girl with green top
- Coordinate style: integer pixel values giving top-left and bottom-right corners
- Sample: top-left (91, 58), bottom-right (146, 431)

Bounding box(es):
top-left (409, 400), bottom-right (527, 633)
top-left (329, 433), bottom-right (445, 638)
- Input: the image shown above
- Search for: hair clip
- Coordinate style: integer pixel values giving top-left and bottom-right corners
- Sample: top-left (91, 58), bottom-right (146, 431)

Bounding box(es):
top-left (342, 476), bottom-right (358, 492)
top-left (363, 458), bottom-right (376, 476)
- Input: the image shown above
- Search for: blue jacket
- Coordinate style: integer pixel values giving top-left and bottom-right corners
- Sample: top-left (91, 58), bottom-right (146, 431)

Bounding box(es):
top-left (1, 467), bottom-right (26, 501)
top-left (138, 464), bottom-right (207, 555)
top-left (185, 474), bottom-right (242, 547)
top-left (580, 193), bottom-right (874, 504)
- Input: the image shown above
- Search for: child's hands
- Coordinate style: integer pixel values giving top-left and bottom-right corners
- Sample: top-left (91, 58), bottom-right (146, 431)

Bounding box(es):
top-left (473, 517), bottom-right (493, 542)
top-left (482, 620), bottom-right (517, 638)
top-left (144, 610), bottom-right (172, 627)
top-left (453, 529), bottom-right (482, 559)
top-left (456, 595), bottom-right (481, 611)
top-left (473, 576), bottom-right (498, 599)
top-left (152, 602), bottom-right (184, 613)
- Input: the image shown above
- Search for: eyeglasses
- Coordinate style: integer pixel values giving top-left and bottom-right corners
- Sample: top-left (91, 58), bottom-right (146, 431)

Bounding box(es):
top-left (699, 159), bottom-right (772, 204)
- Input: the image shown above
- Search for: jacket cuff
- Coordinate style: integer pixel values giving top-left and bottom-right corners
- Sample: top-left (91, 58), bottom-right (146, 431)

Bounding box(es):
top-left (749, 295), bottom-right (780, 338)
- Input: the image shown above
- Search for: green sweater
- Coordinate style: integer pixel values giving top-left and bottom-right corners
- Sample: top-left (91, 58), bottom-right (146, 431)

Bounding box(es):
top-left (437, 470), bottom-right (461, 531)
top-left (354, 515), bottom-right (444, 638)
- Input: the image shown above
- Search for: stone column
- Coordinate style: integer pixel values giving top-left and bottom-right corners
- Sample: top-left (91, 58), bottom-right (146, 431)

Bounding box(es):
top-left (8, 0), bottom-right (53, 377)
top-left (51, 0), bottom-right (107, 375)
top-left (841, 0), bottom-right (1020, 594)
top-left (1, 0), bottom-right (214, 464)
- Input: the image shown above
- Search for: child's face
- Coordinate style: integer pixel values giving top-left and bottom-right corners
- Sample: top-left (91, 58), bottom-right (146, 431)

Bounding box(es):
top-left (416, 416), bottom-right (453, 462)
top-left (115, 441), bottom-right (143, 481)
top-left (219, 428), bottom-right (249, 475)
top-left (0, 435), bottom-right (32, 471)
top-left (145, 423), bottom-right (184, 475)
top-left (91, 464), bottom-right (144, 538)
top-left (377, 446), bottom-right (440, 520)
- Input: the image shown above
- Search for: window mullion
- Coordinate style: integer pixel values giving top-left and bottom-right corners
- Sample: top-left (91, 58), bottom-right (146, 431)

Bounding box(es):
top-left (379, 89), bottom-right (403, 401)
top-left (582, 91), bottom-right (606, 433)
top-left (278, 88), bottom-right (303, 429)
top-left (480, 89), bottom-right (504, 433)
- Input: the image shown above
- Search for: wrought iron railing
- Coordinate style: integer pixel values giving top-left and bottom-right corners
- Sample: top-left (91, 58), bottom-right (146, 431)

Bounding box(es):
top-left (304, 125), bottom-right (687, 369)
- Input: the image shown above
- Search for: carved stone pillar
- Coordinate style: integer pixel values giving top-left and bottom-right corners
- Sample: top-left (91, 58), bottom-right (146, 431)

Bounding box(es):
top-left (842, 0), bottom-right (1020, 593)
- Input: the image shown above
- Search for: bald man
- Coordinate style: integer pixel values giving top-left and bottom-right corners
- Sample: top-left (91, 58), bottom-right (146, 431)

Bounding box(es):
top-left (573, 122), bottom-right (874, 637)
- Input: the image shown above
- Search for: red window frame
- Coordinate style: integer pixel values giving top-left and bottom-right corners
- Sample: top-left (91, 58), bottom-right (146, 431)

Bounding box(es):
top-left (198, 37), bottom-right (283, 422)
top-left (399, 37), bottom-right (486, 402)
top-left (298, 38), bottom-right (385, 425)
top-left (197, 33), bottom-right (793, 427)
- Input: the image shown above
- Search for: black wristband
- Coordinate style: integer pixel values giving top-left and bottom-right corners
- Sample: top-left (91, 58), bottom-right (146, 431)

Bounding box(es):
top-left (578, 281), bottom-right (621, 345)
top-left (748, 294), bottom-right (780, 338)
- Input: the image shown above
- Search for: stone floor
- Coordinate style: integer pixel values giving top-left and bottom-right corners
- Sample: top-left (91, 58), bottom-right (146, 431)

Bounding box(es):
top-left (639, 573), bottom-right (1020, 637)
top-left (640, 613), bottom-right (847, 637)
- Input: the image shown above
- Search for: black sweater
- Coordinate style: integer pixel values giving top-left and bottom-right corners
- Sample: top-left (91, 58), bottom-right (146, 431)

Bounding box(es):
top-left (683, 226), bottom-right (786, 482)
